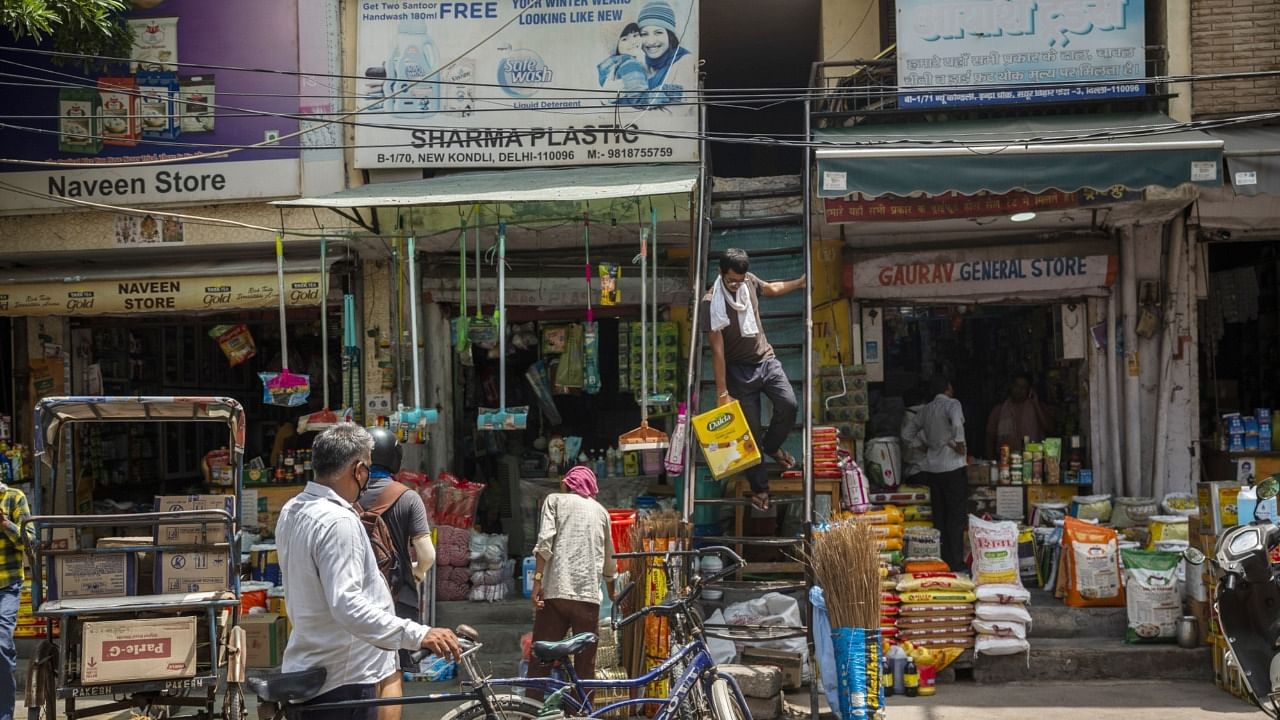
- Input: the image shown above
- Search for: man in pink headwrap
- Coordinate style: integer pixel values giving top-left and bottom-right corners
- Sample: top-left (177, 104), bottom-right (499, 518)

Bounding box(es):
top-left (528, 465), bottom-right (617, 695)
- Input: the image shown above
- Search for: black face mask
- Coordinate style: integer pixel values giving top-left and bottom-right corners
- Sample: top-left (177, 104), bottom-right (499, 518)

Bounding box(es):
top-left (354, 461), bottom-right (370, 498)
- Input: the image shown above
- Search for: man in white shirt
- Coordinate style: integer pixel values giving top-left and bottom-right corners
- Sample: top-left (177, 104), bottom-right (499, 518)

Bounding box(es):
top-left (904, 376), bottom-right (969, 571)
top-left (276, 424), bottom-right (460, 720)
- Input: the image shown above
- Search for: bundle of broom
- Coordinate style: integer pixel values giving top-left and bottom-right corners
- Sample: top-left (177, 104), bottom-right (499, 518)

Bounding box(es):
top-left (622, 511), bottom-right (688, 688)
top-left (811, 520), bottom-right (884, 719)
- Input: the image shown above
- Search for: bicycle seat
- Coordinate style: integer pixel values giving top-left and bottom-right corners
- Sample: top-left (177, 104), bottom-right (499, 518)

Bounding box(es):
top-left (532, 632), bottom-right (598, 663)
top-left (246, 668), bottom-right (327, 704)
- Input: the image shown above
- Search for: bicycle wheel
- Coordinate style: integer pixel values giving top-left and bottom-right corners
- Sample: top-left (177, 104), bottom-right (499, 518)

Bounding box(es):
top-left (709, 678), bottom-right (750, 720)
top-left (439, 694), bottom-right (544, 720)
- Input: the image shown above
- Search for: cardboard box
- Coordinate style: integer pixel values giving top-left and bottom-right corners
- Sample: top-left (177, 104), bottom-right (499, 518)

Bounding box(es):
top-left (741, 647), bottom-right (803, 690)
top-left (1198, 482), bottom-right (1242, 535)
top-left (47, 553), bottom-right (137, 600)
top-left (45, 527), bottom-right (78, 551)
top-left (153, 551), bottom-right (233, 594)
top-left (154, 495), bottom-right (235, 545)
top-left (81, 617), bottom-right (196, 685)
top-left (241, 613), bottom-right (288, 668)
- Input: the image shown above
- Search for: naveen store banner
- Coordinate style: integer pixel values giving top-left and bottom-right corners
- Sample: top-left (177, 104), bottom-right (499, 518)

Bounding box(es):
top-left (354, 0), bottom-right (700, 169)
top-left (0, 0), bottom-right (325, 213)
top-left (853, 250), bottom-right (1117, 300)
top-left (0, 273), bottom-right (322, 317)
top-left (896, 0), bottom-right (1146, 108)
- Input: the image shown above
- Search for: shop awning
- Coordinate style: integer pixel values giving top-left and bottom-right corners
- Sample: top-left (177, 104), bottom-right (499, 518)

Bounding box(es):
top-left (273, 163), bottom-right (700, 208)
top-left (1207, 125), bottom-right (1280, 196)
top-left (815, 113), bottom-right (1224, 198)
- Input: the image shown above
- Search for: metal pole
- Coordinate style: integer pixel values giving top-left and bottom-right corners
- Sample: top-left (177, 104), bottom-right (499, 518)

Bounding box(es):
top-left (498, 222), bottom-right (507, 412)
top-left (408, 235), bottom-right (423, 409)
top-left (682, 98), bottom-right (710, 522)
top-left (320, 237), bottom-right (329, 408)
top-left (803, 88), bottom-right (819, 720)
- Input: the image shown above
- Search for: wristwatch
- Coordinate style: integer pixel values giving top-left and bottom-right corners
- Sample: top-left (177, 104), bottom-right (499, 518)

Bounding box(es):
top-left (533, 572), bottom-right (543, 582)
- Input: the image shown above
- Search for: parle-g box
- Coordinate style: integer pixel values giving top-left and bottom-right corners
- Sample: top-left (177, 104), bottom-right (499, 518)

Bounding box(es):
top-left (81, 617), bottom-right (197, 685)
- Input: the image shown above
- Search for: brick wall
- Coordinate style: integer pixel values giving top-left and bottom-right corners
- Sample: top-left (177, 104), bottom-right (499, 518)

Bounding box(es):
top-left (1190, 0), bottom-right (1280, 117)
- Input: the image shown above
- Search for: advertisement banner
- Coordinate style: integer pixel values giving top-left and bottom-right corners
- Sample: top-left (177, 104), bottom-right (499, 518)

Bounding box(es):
top-left (0, 273), bottom-right (322, 317)
top-left (354, 0), bottom-right (700, 169)
top-left (0, 0), bottom-right (309, 213)
top-left (852, 251), bottom-right (1117, 299)
top-left (896, 0), bottom-right (1146, 108)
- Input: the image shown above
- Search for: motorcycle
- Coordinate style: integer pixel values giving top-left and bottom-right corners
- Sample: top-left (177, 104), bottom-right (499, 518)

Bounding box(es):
top-left (1198, 473), bottom-right (1280, 717)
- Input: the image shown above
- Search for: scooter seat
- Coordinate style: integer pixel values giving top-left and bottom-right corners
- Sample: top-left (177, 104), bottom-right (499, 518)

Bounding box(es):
top-left (532, 632), bottom-right (598, 663)
top-left (246, 668), bottom-right (328, 704)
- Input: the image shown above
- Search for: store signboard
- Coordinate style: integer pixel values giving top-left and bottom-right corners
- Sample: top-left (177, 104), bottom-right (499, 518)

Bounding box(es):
top-left (824, 187), bottom-right (1144, 223)
top-left (354, 0), bottom-right (700, 169)
top-left (0, 272), bottom-right (322, 317)
top-left (0, 0), bottom-right (310, 213)
top-left (896, 0), bottom-right (1146, 108)
top-left (852, 250), bottom-right (1117, 299)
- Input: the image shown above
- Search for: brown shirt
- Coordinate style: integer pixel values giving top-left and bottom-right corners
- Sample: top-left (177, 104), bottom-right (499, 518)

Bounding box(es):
top-left (700, 273), bottom-right (774, 365)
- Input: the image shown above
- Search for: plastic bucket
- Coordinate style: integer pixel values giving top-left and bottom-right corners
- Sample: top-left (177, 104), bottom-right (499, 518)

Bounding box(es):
top-left (241, 581), bottom-right (273, 612)
top-left (609, 509), bottom-right (636, 571)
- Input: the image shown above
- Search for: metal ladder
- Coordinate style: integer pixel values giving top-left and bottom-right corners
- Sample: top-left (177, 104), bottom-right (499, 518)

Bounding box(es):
top-left (680, 140), bottom-right (819, 716)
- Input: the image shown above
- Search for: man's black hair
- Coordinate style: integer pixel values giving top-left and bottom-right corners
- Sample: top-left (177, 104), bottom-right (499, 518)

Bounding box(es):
top-left (719, 248), bottom-right (750, 275)
top-left (929, 375), bottom-right (951, 397)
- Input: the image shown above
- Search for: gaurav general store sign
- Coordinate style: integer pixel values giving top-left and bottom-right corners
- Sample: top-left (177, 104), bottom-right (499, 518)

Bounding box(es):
top-left (0, 272), bottom-right (322, 317)
top-left (853, 251), bottom-right (1117, 299)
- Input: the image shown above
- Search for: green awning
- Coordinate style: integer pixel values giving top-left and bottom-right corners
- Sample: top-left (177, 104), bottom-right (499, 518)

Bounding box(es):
top-left (274, 163), bottom-right (699, 208)
top-left (815, 113), bottom-right (1224, 198)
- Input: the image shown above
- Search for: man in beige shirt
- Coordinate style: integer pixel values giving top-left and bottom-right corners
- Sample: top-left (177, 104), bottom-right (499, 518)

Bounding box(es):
top-left (529, 466), bottom-right (617, 693)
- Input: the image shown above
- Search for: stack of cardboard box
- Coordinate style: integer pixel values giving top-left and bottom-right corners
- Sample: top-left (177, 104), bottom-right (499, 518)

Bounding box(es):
top-left (819, 365), bottom-right (868, 445)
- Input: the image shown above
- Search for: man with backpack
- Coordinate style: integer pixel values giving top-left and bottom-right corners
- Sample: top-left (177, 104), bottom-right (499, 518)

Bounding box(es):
top-left (356, 427), bottom-right (434, 720)
top-left (275, 423), bottom-right (458, 720)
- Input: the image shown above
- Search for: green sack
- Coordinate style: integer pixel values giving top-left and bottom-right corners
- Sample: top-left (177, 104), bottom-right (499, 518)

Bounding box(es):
top-left (1120, 548), bottom-right (1181, 644)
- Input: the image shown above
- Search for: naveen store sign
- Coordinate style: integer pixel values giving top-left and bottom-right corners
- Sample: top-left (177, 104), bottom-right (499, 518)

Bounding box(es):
top-left (0, 272), bottom-right (322, 317)
top-left (853, 249), bottom-right (1117, 299)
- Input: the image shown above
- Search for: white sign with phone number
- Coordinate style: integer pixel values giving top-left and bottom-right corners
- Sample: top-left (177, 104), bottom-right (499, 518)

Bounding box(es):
top-left (354, 0), bottom-right (700, 168)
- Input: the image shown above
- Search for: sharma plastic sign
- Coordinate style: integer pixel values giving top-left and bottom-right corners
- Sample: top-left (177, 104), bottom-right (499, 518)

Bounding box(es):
top-left (896, 0), bottom-right (1146, 108)
top-left (354, 0), bottom-right (700, 168)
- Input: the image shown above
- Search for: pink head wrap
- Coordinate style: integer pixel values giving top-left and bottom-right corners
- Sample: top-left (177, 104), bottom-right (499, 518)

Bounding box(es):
top-left (563, 465), bottom-right (599, 498)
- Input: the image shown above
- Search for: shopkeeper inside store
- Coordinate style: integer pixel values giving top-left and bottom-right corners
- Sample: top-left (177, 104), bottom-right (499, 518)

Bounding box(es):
top-left (984, 373), bottom-right (1055, 458)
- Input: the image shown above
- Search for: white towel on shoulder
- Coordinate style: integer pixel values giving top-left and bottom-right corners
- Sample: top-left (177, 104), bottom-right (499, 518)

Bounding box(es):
top-left (709, 275), bottom-right (760, 337)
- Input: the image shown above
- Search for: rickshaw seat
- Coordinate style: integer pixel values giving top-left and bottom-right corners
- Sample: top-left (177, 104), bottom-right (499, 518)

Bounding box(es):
top-left (246, 668), bottom-right (328, 704)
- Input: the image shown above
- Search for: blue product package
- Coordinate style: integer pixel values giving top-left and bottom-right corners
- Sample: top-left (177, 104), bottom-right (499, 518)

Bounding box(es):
top-left (1229, 434), bottom-right (1246, 453)
top-left (1226, 413), bottom-right (1246, 434)
top-left (137, 71), bottom-right (180, 139)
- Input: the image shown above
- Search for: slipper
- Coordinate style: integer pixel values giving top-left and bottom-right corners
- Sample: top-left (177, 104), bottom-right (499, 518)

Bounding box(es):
top-left (771, 449), bottom-right (797, 470)
top-left (750, 492), bottom-right (771, 511)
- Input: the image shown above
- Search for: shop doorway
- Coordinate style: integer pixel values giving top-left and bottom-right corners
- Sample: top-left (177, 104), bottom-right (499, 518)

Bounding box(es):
top-left (876, 302), bottom-right (1088, 462)
top-left (1200, 240), bottom-right (1280, 424)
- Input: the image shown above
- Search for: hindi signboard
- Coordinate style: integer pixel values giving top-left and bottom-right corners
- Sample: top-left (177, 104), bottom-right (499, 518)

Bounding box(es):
top-left (896, 0), bottom-right (1146, 108)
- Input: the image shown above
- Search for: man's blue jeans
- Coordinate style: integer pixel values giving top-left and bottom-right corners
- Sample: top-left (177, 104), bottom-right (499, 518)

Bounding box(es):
top-left (0, 581), bottom-right (21, 720)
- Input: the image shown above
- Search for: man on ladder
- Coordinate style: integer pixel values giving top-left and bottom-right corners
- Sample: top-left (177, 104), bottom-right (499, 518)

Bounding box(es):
top-left (701, 247), bottom-right (806, 511)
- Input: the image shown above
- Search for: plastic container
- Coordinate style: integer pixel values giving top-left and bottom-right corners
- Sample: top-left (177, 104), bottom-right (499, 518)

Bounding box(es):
top-left (521, 556), bottom-right (537, 598)
top-left (700, 555), bottom-right (724, 601)
top-left (240, 581), bottom-right (273, 612)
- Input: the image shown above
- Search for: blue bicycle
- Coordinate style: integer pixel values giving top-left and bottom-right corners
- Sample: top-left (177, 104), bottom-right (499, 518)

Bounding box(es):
top-left (248, 546), bottom-right (753, 720)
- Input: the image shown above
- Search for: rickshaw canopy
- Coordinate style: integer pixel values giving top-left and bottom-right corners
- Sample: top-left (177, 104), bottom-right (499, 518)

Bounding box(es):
top-left (34, 396), bottom-right (246, 468)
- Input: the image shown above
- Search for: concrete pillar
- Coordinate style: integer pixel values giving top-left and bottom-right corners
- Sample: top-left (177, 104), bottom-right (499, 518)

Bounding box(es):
top-left (423, 302), bottom-right (454, 474)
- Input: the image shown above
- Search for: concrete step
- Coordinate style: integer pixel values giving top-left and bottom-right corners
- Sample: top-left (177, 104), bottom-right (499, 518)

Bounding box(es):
top-left (973, 638), bottom-right (1212, 684)
top-left (1026, 590), bottom-right (1126, 639)
top-left (436, 599), bottom-right (533, 628)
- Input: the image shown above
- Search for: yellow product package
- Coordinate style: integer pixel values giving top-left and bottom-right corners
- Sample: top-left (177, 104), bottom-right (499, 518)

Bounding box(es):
top-left (692, 400), bottom-right (761, 480)
top-left (1146, 515), bottom-right (1190, 548)
top-left (899, 590), bottom-right (977, 604)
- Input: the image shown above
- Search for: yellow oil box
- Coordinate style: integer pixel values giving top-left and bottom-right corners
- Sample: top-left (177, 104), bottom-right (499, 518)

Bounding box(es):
top-left (691, 400), bottom-right (761, 480)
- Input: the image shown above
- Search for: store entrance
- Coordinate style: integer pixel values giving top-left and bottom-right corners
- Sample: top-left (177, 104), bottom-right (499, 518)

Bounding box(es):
top-left (1201, 240), bottom-right (1280, 423)
top-left (879, 302), bottom-right (1088, 464)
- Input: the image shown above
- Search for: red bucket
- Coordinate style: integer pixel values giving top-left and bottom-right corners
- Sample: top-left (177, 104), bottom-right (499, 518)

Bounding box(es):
top-left (608, 509), bottom-right (636, 571)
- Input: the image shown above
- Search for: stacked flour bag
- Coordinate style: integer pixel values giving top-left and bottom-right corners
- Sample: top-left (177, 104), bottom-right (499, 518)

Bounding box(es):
top-left (893, 563), bottom-right (977, 650)
top-left (435, 525), bottom-right (473, 600)
top-left (468, 530), bottom-right (515, 602)
top-left (969, 515), bottom-right (1031, 658)
top-left (842, 505), bottom-right (907, 644)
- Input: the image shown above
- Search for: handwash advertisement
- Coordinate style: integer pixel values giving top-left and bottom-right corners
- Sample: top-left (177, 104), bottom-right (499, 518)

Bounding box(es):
top-left (355, 0), bottom-right (700, 169)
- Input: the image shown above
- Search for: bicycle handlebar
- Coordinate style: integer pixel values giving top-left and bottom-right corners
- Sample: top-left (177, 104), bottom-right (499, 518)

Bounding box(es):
top-left (610, 546), bottom-right (744, 630)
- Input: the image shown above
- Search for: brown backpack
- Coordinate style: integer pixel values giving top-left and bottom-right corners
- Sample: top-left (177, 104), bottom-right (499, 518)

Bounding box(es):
top-left (355, 482), bottom-right (409, 594)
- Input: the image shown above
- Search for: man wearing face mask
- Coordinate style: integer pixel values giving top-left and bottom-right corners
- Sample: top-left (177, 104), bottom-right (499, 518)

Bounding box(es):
top-left (276, 424), bottom-right (459, 720)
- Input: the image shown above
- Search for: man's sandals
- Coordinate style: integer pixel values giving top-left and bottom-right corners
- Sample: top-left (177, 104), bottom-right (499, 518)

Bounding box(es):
top-left (749, 450), bottom-right (800, 511)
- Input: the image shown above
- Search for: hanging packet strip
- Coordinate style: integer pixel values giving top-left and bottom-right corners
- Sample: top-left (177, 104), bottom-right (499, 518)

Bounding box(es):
top-left (583, 322), bottom-right (601, 394)
top-left (599, 263), bottom-right (620, 305)
top-left (260, 370), bottom-right (311, 407)
top-left (209, 324), bottom-right (257, 367)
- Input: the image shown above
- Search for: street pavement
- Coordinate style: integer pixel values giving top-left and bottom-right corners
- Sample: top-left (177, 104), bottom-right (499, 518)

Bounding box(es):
top-left (14, 661), bottom-right (1267, 720)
